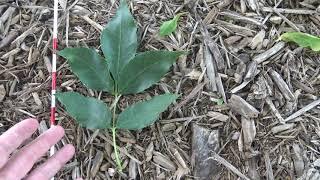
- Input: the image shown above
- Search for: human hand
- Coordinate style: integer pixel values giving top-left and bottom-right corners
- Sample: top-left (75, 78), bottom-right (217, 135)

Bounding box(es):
top-left (0, 118), bottom-right (75, 180)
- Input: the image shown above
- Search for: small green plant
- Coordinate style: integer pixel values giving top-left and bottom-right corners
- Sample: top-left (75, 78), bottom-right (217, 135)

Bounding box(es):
top-left (216, 98), bottom-right (224, 105)
top-left (280, 32), bottom-right (320, 52)
top-left (159, 13), bottom-right (185, 36)
top-left (56, 0), bottom-right (183, 171)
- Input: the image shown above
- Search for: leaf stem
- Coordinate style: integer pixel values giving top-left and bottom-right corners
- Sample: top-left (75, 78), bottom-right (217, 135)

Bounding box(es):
top-left (112, 127), bottom-right (122, 171)
top-left (111, 94), bottom-right (122, 171)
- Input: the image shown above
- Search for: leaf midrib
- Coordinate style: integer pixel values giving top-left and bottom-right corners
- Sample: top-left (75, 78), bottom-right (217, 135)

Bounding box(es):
top-left (115, 7), bottom-right (123, 83)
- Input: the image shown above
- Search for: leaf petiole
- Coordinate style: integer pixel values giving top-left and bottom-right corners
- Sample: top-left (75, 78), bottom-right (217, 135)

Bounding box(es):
top-left (111, 94), bottom-right (122, 171)
top-left (111, 127), bottom-right (122, 171)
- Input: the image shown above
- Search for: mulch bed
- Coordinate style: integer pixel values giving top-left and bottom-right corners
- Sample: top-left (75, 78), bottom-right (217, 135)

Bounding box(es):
top-left (1, 0), bottom-right (320, 179)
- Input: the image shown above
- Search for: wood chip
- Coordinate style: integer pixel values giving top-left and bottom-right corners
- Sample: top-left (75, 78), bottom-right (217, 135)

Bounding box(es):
top-left (215, 20), bottom-right (256, 36)
top-left (250, 30), bottom-right (265, 49)
top-left (129, 159), bottom-right (137, 179)
top-left (145, 142), bottom-right (154, 162)
top-left (210, 153), bottom-right (250, 180)
top-left (271, 123), bottom-right (295, 134)
top-left (170, 82), bottom-right (205, 118)
top-left (261, 7), bottom-right (317, 14)
top-left (253, 42), bottom-right (285, 64)
top-left (207, 111), bottom-right (229, 122)
top-left (153, 152), bottom-right (176, 171)
top-left (269, 16), bottom-right (282, 24)
top-left (228, 95), bottom-right (259, 118)
top-left (265, 97), bottom-right (285, 124)
top-left (81, 15), bottom-right (103, 32)
top-left (32, 92), bottom-right (42, 106)
top-left (206, 39), bottom-right (225, 71)
top-left (264, 152), bottom-right (274, 180)
top-left (246, 0), bottom-right (258, 11)
top-left (292, 144), bottom-right (305, 177)
top-left (90, 151), bottom-right (104, 177)
top-left (244, 60), bottom-right (258, 81)
top-left (192, 124), bottom-right (220, 179)
top-left (219, 11), bottom-right (266, 28)
top-left (285, 99), bottom-right (320, 122)
top-left (241, 117), bottom-right (256, 149)
top-left (248, 158), bottom-right (261, 180)
top-left (0, 30), bottom-right (18, 49)
top-left (269, 69), bottom-right (295, 102)
top-left (203, 44), bottom-right (217, 91)
top-left (0, 84), bottom-right (5, 102)
top-left (186, 69), bottom-right (202, 80)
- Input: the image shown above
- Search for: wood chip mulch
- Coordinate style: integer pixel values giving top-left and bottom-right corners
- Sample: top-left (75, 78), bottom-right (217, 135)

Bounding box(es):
top-left (1, 0), bottom-right (320, 179)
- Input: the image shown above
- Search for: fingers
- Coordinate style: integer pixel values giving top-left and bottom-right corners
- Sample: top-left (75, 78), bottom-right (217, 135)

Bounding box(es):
top-left (0, 118), bottom-right (39, 169)
top-left (0, 126), bottom-right (64, 179)
top-left (26, 144), bottom-right (75, 180)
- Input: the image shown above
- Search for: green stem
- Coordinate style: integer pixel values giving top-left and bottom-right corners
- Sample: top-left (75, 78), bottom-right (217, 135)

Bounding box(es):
top-left (112, 127), bottom-right (122, 171)
top-left (111, 94), bottom-right (122, 171)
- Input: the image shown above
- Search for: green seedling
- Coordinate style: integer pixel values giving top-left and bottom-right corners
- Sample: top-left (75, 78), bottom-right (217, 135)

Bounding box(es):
top-left (280, 32), bottom-right (320, 52)
top-left (159, 12), bottom-right (186, 36)
top-left (216, 98), bottom-right (224, 105)
top-left (56, 0), bottom-right (183, 171)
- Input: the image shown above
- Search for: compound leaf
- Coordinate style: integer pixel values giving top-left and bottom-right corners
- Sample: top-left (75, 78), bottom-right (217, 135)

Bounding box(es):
top-left (101, 0), bottom-right (137, 83)
top-left (56, 92), bottom-right (112, 129)
top-left (118, 51), bottom-right (184, 94)
top-left (280, 32), bottom-right (320, 52)
top-left (117, 94), bottom-right (178, 130)
top-left (159, 13), bottom-right (183, 36)
top-left (59, 48), bottom-right (114, 92)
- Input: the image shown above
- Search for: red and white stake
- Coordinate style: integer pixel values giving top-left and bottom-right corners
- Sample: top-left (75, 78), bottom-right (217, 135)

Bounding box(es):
top-left (50, 0), bottom-right (58, 163)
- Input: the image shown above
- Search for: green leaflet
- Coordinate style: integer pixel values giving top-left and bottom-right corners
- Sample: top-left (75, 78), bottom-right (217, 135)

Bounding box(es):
top-left (56, 92), bottom-right (112, 129)
top-left (59, 48), bottom-right (114, 92)
top-left (117, 94), bottom-right (178, 130)
top-left (159, 13), bottom-right (184, 36)
top-left (101, 0), bottom-right (138, 84)
top-left (280, 32), bottom-right (320, 52)
top-left (118, 51), bottom-right (184, 94)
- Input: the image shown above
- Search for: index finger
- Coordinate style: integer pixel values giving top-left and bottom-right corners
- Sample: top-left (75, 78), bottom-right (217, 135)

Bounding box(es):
top-left (0, 118), bottom-right (39, 168)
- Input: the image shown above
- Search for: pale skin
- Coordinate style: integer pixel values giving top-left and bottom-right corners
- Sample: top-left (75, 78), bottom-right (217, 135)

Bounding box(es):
top-left (0, 118), bottom-right (76, 180)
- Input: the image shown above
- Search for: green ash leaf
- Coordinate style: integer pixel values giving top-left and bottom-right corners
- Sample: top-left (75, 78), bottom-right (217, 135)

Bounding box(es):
top-left (280, 32), bottom-right (320, 52)
top-left (117, 94), bottom-right (178, 130)
top-left (56, 92), bottom-right (112, 129)
top-left (101, 0), bottom-right (138, 84)
top-left (59, 48), bottom-right (114, 92)
top-left (159, 13), bottom-right (184, 36)
top-left (118, 51), bottom-right (184, 94)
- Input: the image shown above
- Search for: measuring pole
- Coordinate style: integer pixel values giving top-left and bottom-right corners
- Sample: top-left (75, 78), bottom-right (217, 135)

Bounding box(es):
top-left (50, 1), bottom-right (58, 179)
